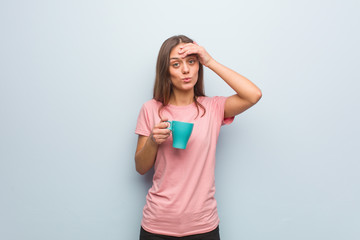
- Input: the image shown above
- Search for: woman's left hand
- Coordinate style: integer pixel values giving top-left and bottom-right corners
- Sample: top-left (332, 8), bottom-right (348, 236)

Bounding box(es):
top-left (178, 42), bottom-right (213, 67)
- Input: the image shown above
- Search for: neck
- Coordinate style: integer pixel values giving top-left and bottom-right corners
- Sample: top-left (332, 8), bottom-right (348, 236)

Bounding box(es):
top-left (169, 89), bottom-right (195, 106)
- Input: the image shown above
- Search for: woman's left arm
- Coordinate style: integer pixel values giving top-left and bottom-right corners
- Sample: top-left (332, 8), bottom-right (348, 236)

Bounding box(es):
top-left (207, 59), bottom-right (262, 118)
top-left (179, 43), bottom-right (262, 118)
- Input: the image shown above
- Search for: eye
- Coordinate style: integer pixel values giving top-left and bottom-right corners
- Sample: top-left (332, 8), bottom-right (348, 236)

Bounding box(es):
top-left (189, 59), bottom-right (196, 64)
top-left (172, 62), bottom-right (180, 67)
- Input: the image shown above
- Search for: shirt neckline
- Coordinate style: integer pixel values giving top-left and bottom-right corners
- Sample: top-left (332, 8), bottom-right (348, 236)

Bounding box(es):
top-left (167, 96), bottom-right (204, 110)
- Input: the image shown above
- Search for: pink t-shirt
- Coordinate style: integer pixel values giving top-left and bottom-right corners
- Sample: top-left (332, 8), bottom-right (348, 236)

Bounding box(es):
top-left (135, 96), bottom-right (234, 237)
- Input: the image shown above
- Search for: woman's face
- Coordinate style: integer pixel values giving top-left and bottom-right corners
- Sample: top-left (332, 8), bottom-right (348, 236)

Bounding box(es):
top-left (169, 43), bottom-right (199, 93)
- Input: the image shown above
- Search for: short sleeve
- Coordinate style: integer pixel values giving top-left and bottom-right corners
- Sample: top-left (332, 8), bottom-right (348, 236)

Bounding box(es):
top-left (135, 103), bottom-right (152, 136)
top-left (212, 96), bottom-right (235, 126)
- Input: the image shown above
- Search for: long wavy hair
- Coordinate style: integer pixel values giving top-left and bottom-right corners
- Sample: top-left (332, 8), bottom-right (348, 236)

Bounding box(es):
top-left (153, 35), bottom-right (206, 118)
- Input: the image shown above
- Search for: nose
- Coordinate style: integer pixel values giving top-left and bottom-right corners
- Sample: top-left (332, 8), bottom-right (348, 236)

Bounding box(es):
top-left (182, 63), bottom-right (190, 74)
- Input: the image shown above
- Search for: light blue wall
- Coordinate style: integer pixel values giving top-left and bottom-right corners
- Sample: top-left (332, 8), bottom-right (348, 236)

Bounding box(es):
top-left (1, 0), bottom-right (359, 239)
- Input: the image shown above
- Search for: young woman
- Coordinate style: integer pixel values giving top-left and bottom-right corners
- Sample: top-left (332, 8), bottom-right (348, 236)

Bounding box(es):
top-left (135, 35), bottom-right (262, 240)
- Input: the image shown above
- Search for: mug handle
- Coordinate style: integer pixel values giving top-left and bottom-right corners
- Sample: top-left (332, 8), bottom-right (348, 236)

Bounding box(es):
top-left (165, 120), bottom-right (172, 131)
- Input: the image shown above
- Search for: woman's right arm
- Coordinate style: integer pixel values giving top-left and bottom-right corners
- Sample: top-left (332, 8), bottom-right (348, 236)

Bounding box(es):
top-left (135, 120), bottom-right (170, 175)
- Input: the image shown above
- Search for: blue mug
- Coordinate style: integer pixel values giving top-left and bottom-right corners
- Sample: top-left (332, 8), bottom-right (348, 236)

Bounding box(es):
top-left (166, 120), bottom-right (194, 149)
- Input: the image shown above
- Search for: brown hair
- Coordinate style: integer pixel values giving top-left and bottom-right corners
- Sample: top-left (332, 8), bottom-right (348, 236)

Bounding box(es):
top-left (153, 35), bottom-right (206, 118)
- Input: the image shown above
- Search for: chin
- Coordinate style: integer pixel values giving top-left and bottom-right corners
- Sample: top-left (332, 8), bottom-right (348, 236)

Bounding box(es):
top-left (173, 86), bottom-right (194, 92)
top-left (172, 80), bottom-right (197, 92)
top-left (182, 83), bottom-right (196, 91)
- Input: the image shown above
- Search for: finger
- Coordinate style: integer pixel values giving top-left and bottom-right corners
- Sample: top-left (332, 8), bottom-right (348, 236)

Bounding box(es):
top-left (179, 45), bottom-right (197, 53)
top-left (153, 128), bottom-right (171, 136)
top-left (154, 133), bottom-right (170, 140)
top-left (152, 132), bottom-right (171, 144)
top-left (158, 118), bottom-right (169, 127)
top-left (153, 125), bottom-right (171, 133)
top-left (159, 121), bottom-right (171, 129)
top-left (179, 44), bottom-right (197, 53)
top-left (155, 121), bottom-right (169, 129)
top-left (180, 49), bottom-right (199, 59)
top-left (180, 43), bottom-right (195, 49)
top-left (156, 138), bottom-right (167, 144)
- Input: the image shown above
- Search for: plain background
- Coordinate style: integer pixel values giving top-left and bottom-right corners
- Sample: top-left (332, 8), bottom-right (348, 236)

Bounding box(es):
top-left (1, 0), bottom-right (359, 239)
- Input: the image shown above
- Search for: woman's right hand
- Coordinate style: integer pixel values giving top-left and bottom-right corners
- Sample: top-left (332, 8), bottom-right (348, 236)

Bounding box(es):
top-left (150, 118), bottom-right (171, 145)
top-left (135, 118), bottom-right (171, 175)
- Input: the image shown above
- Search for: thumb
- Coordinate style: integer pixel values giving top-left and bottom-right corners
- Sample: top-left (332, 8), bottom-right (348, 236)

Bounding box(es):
top-left (160, 118), bottom-right (170, 128)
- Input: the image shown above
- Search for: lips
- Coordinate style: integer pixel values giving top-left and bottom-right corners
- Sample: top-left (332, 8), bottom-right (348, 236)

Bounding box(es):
top-left (182, 78), bottom-right (191, 82)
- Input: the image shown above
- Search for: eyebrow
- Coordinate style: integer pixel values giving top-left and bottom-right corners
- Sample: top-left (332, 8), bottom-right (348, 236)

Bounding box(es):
top-left (170, 55), bottom-right (197, 61)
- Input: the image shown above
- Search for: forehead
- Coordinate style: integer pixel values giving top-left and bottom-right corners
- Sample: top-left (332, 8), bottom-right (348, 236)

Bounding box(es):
top-left (169, 43), bottom-right (186, 58)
